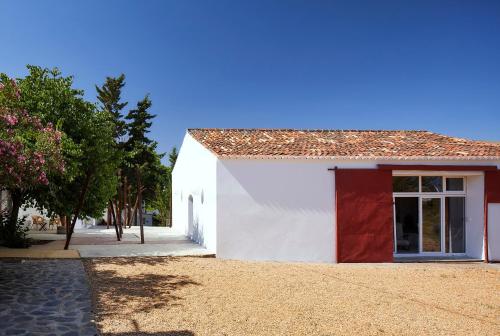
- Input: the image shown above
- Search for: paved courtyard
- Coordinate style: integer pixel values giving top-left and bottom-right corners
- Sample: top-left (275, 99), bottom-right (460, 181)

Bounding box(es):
top-left (26, 226), bottom-right (210, 258)
top-left (0, 259), bottom-right (97, 336)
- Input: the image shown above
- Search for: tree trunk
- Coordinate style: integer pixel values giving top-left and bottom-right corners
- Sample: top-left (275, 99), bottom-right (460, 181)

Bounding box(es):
top-left (7, 189), bottom-right (22, 232)
top-left (106, 206), bottom-right (111, 229)
top-left (108, 200), bottom-right (121, 241)
top-left (64, 173), bottom-right (92, 250)
top-left (123, 177), bottom-right (128, 228)
top-left (126, 194), bottom-right (140, 227)
top-left (114, 199), bottom-right (123, 235)
top-left (58, 214), bottom-right (67, 236)
top-left (136, 167), bottom-right (144, 244)
top-left (134, 205), bottom-right (138, 226)
top-left (127, 185), bottom-right (132, 228)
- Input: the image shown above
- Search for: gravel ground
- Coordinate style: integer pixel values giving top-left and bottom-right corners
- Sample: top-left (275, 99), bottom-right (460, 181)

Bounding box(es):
top-left (84, 257), bottom-right (500, 336)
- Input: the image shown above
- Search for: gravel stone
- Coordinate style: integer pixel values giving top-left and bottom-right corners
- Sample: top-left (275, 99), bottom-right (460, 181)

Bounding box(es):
top-left (85, 257), bottom-right (500, 336)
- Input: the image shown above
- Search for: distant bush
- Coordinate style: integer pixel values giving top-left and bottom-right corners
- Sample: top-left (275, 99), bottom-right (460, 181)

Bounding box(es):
top-left (96, 218), bottom-right (107, 226)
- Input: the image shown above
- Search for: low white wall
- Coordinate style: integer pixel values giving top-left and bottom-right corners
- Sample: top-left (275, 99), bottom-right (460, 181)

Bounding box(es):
top-left (172, 133), bottom-right (217, 252)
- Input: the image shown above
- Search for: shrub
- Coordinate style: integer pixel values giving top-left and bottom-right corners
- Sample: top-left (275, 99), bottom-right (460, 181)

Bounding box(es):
top-left (0, 213), bottom-right (31, 248)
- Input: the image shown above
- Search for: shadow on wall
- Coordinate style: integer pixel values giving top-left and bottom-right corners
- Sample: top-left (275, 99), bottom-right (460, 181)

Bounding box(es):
top-left (187, 195), bottom-right (205, 247)
top-left (190, 214), bottom-right (205, 247)
top-left (83, 257), bottom-right (200, 315)
top-left (219, 161), bottom-right (333, 213)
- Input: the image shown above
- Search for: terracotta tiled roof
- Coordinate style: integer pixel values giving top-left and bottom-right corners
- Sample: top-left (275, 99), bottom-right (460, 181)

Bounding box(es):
top-left (188, 129), bottom-right (500, 160)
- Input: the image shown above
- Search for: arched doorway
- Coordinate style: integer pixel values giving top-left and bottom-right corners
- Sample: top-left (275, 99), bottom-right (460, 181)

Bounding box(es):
top-left (187, 195), bottom-right (194, 239)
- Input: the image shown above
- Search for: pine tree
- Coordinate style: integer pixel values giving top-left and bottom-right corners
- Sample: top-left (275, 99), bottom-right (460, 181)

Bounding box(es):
top-left (124, 95), bottom-right (165, 232)
top-left (125, 95), bottom-right (154, 146)
top-left (96, 74), bottom-right (128, 238)
top-left (169, 147), bottom-right (178, 167)
top-left (96, 74), bottom-right (128, 140)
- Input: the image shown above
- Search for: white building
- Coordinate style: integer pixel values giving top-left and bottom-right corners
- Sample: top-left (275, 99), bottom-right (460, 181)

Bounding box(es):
top-left (172, 129), bottom-right (500, 263)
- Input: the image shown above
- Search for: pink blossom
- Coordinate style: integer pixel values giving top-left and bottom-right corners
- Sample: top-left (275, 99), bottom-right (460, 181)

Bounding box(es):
top-left (37, 171), bottom-right (48, 185)
top-left (2, 114), bottom-right (18, 126)
top-left (34, 152), bottom-right (46, 165)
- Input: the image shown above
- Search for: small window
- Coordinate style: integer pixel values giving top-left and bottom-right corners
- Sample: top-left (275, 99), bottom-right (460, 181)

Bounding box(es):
top-left (446, 178), bottom-right (464, 191)
top-left (393, 176), bottom-right (419, 192)
top-left (421, 176), bottom-right (443, 192)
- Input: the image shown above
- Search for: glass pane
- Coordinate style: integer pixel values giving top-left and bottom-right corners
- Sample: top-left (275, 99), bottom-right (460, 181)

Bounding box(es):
top-left (422, 198), bottom-right (441, 252)
top-left (446, 178), bottom-right (464, 191)
top-left (394, 197), bottom-right (419, 253)
top-left (445, 197), bottom-right (465, 253)
top-left (393, 176), bottom-right (419, 192)
top-left (422, 176), bottom-right (443, 192)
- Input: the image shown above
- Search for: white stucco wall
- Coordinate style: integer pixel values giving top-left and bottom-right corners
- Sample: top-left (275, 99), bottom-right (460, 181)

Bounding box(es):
top-left (216, 159), bottom-right (337, 262)
top-left (172, 133), bottom-right (217, 252)
top-left (215, 158), bottom-right (498, 262)
top-left (465, 175), bottom-right (485, 259)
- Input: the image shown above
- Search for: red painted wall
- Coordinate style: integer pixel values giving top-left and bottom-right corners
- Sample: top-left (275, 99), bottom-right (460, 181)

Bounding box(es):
top-left (336, 169), bottom-right (394, 263)
top-left (485, 170), bottom-right (500, 203)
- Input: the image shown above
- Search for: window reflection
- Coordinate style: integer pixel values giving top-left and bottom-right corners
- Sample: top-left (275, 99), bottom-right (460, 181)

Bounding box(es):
top-left (393, 176), bottom-right (419, 192)
top-left (421, 176), bottom-right (442, 192)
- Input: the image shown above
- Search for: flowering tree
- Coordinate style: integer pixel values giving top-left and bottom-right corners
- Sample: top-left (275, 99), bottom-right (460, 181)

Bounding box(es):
top-left (0, 75), bottom-right (64, 235)
top-left (16, 66), bottom-right (120, 249)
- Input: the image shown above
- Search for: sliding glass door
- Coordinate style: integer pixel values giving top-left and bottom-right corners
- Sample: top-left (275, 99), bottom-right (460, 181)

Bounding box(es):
top-left (394, 197), bottom-right (419, 253)
top-left (445, 197), bottom-right (465, 253)
top-left (422, 198), bottom-right (441, 252)
top-left (393, 176), bottom-right (466, 255)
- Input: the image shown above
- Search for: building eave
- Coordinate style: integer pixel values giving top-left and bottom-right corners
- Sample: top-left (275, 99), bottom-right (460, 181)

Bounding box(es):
top-left (215, 155), bottom-right (500, 161)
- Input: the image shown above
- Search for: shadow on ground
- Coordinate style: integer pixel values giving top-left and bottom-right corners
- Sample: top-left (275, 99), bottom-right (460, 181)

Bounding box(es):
top-left (103, 331), bottom-right (194, 336)
top-left (87, 256), bottom-right (199, 266)
top-left (84, 257), bottom-right (200, 316)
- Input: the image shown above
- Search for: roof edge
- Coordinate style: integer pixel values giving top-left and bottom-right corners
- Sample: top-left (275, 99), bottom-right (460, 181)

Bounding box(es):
top-left (187, 128), bottom-right (430, 133)
top-left (214, 154), bottom-right (500, 161)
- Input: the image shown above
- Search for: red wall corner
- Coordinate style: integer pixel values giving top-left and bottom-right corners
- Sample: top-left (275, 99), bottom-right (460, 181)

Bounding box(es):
top-left (485, 170), bottom-right (500, 203)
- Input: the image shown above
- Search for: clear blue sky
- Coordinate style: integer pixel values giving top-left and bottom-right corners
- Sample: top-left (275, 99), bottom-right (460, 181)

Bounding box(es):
top-left (1, 0), bottom-right (499, 162)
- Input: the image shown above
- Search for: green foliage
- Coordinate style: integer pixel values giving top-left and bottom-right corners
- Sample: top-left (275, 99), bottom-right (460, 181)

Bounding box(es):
top-left (124, 95), bottom-right (166, 202)
top-left (149, 147), bottom-right (178, 227)
top-left (96, 74), bottom-right (128, 140)
top-left (125, 95), bottom-right (154, 145)
top-left (0, 214), bottom-right (30, 248)
top-left (148, 169), bottom-right (171, 226)
top-left (16, 66), bottom-right (119, 220)
top-left (169, 147), bottom-right (178, 167)
top-left (78, 109), bottom-right (120, 218)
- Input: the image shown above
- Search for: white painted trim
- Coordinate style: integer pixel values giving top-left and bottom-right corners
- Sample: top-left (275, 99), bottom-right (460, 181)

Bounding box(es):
top-left (394, 253), bottom-right (468, 257)
top-left (393, 171), bottom-right (483, 176)
top-left (215, 155), bottom-right (500, 161)
top-left (393, 174), bottom-right (467, 255)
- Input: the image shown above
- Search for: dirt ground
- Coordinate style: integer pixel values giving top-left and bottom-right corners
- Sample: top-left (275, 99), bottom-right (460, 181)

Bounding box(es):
top-left (84, 257), bottom-right (500, 336)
